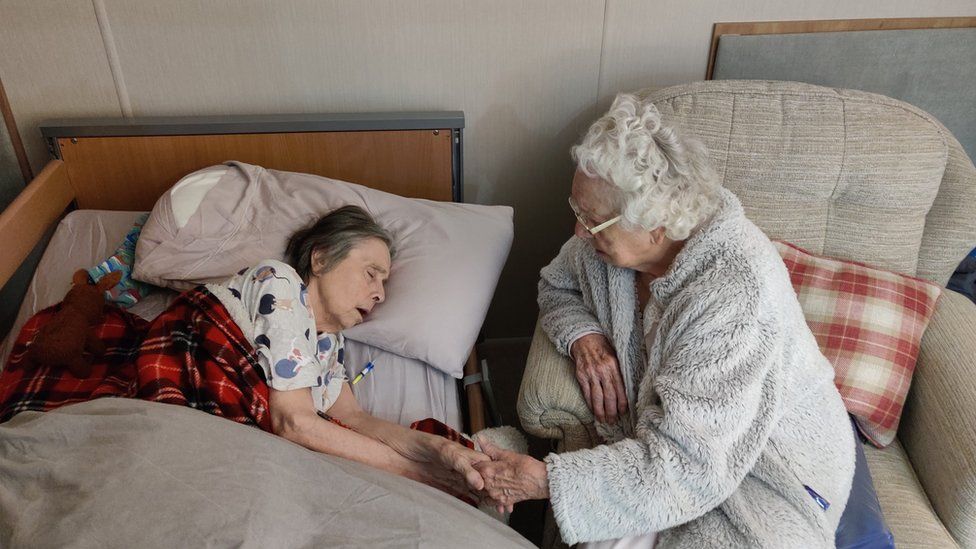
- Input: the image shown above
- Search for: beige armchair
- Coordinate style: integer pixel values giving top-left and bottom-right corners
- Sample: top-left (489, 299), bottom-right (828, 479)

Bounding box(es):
top-left (518, 80), bottom-right (976, 548)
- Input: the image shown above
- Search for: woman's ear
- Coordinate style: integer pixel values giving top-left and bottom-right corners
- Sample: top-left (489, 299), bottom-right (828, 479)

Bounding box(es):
top-left (649, 227), bottom-right (666, 245)
top-left (310, 249), bottom-right (325, 276)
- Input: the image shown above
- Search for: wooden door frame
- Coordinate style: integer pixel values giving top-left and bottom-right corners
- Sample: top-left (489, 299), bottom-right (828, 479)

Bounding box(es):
top-left (0, 73), bottom-right (33, 183)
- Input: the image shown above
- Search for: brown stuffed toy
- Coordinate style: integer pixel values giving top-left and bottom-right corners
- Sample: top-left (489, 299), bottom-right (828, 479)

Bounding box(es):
top-left (25, 269), bottom-right (123, 378)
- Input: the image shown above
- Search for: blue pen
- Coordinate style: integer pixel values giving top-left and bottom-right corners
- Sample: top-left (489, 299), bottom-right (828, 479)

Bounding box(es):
top-left (352, 361), bottom-right (375, 385)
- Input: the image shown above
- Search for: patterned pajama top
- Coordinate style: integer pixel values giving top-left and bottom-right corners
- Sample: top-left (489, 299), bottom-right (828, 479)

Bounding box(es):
top-left (222, 259), bottom-right (346, 413)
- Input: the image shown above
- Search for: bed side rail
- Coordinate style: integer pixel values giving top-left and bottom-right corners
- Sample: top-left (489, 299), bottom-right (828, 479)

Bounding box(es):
top-left (0, 160), bottom-right (73, 288)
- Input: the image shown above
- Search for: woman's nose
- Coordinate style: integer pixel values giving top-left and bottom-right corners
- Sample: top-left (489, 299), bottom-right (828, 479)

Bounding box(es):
top-left (373, 285), bottom-right (385, 303)
top-left (574, 221), bottom-right (592, 240)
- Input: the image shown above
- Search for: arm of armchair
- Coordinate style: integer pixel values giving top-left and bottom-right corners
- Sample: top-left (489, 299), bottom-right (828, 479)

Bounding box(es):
top-left (898, 290), bottom-right (976, 547)
top-left (517, 318), bottom-right (599, 452)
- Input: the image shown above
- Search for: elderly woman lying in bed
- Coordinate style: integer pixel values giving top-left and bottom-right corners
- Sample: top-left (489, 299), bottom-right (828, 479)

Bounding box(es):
top-left (209, 205), bottom-right (488, 500)
top-left (0, 203), bottom-right (488, 501)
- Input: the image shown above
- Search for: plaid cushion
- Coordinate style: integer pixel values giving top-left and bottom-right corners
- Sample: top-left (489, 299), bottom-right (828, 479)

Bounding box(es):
top-left (774, 241), bottom-right (942, 447)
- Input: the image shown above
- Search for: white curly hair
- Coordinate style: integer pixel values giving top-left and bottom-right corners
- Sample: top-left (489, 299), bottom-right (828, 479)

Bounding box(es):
top-left (571, 92), bottom-right (722, 241)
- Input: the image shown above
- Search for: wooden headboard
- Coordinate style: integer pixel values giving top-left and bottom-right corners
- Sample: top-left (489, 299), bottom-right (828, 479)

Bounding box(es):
top-left (0, 111), bottom-right (464, 289)
top-left (41, 112), bottom-right (463, 209)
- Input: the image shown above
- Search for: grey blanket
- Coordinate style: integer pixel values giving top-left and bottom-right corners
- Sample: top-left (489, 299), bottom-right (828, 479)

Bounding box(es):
top-left (0, 399), bottom-right (532, 548)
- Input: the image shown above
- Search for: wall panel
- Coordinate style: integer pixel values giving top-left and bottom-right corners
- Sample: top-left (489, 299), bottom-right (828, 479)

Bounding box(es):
top-left (78, 0), bottom-right (607, 337)
top-left (0, 0), bottom-right (123, 170)
top-left (3, 0), bottom-right (974, 338)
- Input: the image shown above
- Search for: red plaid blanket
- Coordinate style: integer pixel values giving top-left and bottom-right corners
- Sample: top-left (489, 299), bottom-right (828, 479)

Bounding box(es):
top-left (135, 288), bottom-right (271, 430)
top-left (410, 417), bottom-right (474, 449)
top-left (0, 288), bottom-right (270, 429)
top-left (0, 301), bottom-right (146, 422)
top-left (1, 288), bottom-right (468, 446)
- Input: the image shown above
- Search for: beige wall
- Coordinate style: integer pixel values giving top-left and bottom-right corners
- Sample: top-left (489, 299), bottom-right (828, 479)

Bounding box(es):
top-left (2, 0), bottom-right (973, 338)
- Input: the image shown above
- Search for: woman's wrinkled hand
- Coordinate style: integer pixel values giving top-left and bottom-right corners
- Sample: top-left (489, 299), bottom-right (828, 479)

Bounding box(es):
top-left (429, 436), bottom-right (491, 492)
top-left (570, 333), bottom-right (628, 424)
top-left (386, 430), bottom-right (490, 493)
top-left (472, 440), bottom-right (549, 514)
top-left (399, 458), bottom-right (482, 501)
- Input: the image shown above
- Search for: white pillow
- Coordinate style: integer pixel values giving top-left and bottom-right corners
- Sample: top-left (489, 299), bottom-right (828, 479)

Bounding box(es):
top-left (134, 162), bottom-right (513, 377)
top-left (170, 166), bottom-right (227, 228)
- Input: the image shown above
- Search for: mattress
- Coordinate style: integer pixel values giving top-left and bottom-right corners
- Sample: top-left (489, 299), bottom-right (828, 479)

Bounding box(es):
top-left (0, 209), bottom-right (460, 429)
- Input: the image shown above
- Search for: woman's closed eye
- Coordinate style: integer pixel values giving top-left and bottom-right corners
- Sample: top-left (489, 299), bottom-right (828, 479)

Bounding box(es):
top-left (365, 264), bottom-right (390, 284)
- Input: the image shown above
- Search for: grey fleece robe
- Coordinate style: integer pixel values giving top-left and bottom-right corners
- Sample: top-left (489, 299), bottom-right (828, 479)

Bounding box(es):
top-left (538, 189), bottom-right (855, 547)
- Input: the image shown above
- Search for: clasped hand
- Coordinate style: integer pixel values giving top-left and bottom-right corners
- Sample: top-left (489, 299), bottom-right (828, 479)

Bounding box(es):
top-left (399, 434), bottom-right (490, 501)
top-left (410, 434), bottom-right (548, 514)
top-left (472, 440), bottom-right (549, 514)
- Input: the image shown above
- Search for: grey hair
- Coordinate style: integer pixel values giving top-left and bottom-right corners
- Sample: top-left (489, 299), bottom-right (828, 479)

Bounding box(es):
top-left (571, 92), bottom-right (721, 240)
top-left (285, 205), bottom-right (395, 281)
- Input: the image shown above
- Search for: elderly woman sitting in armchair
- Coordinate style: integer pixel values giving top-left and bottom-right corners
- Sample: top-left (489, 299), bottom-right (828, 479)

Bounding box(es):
top-left (474, 93), bottom-right (855, 547)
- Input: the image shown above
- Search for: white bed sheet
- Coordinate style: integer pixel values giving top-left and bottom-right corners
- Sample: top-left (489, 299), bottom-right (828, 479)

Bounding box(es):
top-left (0, 209), bottom-right (460, 429)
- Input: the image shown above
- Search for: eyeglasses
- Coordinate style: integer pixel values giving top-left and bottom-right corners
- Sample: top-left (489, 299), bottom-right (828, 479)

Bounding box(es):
top-left (568, 197), bottom-right (621, 235)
